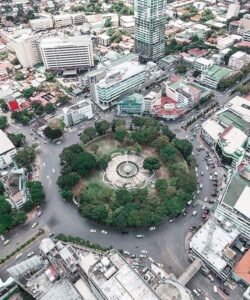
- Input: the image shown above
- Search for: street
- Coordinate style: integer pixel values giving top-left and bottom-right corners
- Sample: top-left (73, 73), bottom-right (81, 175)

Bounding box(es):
top-left (0, 104), bottom-right (244, 300)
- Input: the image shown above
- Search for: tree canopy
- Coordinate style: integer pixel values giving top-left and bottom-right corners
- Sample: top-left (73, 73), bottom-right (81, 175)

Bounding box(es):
top-left (0, 116), bottom-right (8, 130)
top-left (143, 157), bottom-right (161, 172)
top-left (43, 126), bottom-right (63, 140)
top-left (15, 146), bottom-right (36, 168)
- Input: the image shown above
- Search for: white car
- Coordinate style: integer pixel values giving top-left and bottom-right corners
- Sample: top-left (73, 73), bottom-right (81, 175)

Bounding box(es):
top-left (16, 253), bottom-right (23, 259)
top-left (157, 263), bottom-right (163, 268)
top-left (32, 222), bottom-right (38, 228)
top-left (52, 169), bottom-right (55, 174)
top-left (141, 250), bottom-right (148, 254)
top-left (90, 229), bottom-right (96, 233)
top-left (148, 257), bottom-right (154, 262)
top-left (123, 251), bottom-right (130, 255)
top-left (139, 254), bottom-right (146, 258)
top-left (27, 251), bottom-right (34, 258)
top-left (101, 230), bottom-right (107, 235)
top-left (149, 226), bottom-right (156, 231)
top-left (0, 235), bottom-right (5, 241)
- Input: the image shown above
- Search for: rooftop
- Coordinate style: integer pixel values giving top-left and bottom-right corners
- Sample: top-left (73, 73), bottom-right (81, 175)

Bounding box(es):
top-left (0, 129), bottom-right (15, 155)
top-left (234, 249), bottom-right (250, 285)
top-left (203, 65), bottom-right (232, 81)
top-left (202, 119), bottom-right (225, 142)
top-left (219, 126), bottom-right (247, 155)
top-left (190, 219), bottom-right (239, 272)
top-left (40, 35), bottom-right (92, 48)
top-left (118, 93), bottom-right (144, 106)
top-left (97, 60), bottom-right (145, 89)
top-left (222, 173), bottom-right (250, 215)
top-left (88, 250), bottom-right (160, 300)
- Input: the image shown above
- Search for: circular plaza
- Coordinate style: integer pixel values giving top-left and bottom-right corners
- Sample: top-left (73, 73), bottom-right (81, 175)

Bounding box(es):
top-left (104, 153), bottom-right (153, 189)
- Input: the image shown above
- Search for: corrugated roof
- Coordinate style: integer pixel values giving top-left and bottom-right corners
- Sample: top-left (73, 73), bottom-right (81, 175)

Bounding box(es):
top-left (234, 249), bottom-right (250, 284)
top-left (0, 129), bottom-right (15, 155)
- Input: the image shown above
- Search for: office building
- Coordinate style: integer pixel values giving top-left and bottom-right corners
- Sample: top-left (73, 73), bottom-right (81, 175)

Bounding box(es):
top-left (117, 93), bottom-right (144, 115)
top-left (63, 99), bottom-right (93, 127)
top-left (95, 60), bottom-right (146, 108)
top-left (193, 57), bottom-right (214, 72)
top-left (134, 0), bottom-right (167, 62)
top-left (200, 65), bottom-right (232, 89)
top-left (10, 34), bottom-right (41, 68)
top-left (29, 17), bottom-right (54, 32)
top-left (226, 2), bottom-right (240, 20)
top-left (0, 130), bottom-right (17, 169)
top-left (40, 36), bottom-right (94, 72)
top-left (228, 51), bottom-right (250, 71)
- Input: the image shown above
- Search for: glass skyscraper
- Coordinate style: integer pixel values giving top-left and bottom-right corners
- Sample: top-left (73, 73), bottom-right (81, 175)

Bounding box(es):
top-left (134, 0), bottom-right (167, 62)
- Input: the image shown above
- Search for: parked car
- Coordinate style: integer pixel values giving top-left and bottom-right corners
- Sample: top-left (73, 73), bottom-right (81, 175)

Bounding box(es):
top-left (3, 239), bottom-right (10, 246)
top-left (136, 234), bottom-right (144, 238)
top-left (16, 253), bottom-right (23, 259)
top-left (192, 211), bottom-right (197, 216)
top-left (32, 222), bottom-right (38, 228)
top-left (37, 211), bottom-right (42, 217)
top-left (27, 252), bottom-right (34, 258)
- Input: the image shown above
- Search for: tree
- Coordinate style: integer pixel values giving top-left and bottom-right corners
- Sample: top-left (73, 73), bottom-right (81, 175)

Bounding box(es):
top-left (162, 125), bottom-right (176, 141)
top-left (61, 190), bottom-right (73, 202)
top-left (174, 139), bottom-right (193, 159)
top-left (22, 86), bottom-right (36, 98)
top-left (160, 144), bottom-right (177, 162)
top-left (201, 9), bottom-right (214, 23)
top-left (15, 71), bottom-right (24, 81)
top-left (84, 127), bottom-right (96, 140)
top-left (0, 182), bottom-right (5, 195)
top-left (104, 17), bottom-right (112, 27)
top-left (57, 173), bottom-right (80, 189)
top-left (70, 152), bottom-right (97, 176)
top-left (95, 120), bottom-right (110, 135)
top-left (45, 72), bottom-right (55, 82)
top-left (132, 116), bottom-right (144, 128)
top-left (24, 181), bottom-right (45, 211)
top-left (80, 133), bottom-right (90, 144)
top-left (44, 103), bottom-right (56, 114)
top-left (57, 94), bottom-right (70, 105)
top-left (175, 64), bottom-right (187, 74)
top-left (143, 157), bottom-right (161, 172)
top-left (32, 101), bottom-right (44, 115)
top-left (16, 146), bottom-right (36, 168)
top-left (193, 70), bottom-right (201, 78)
top-left (11, 110), bottom-right (33, 125)
top-left (98, 154), bottom-right (111, 170)
top-left (114, 127), bottom-right (127, 142)
top-left (152, 136), bottom-right (169, 152)
top-left (0, 116), bottom-right (8, 130)
top-left (43, 126), bottom-right (63, 140)
top-left (111, 119), bottom-right (126, 132)
top-left (7, 133), bottom-right (25, 148)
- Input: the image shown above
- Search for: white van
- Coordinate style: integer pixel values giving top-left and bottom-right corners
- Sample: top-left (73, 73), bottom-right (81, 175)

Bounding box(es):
top-left (200, 183), bottom-right (203, 189)
top-left (193, 289), bottom-right (199, 296)
top-left (192, 211), bottom-right (197, 216)
top-left (213, 286), bottom-right (218, 293)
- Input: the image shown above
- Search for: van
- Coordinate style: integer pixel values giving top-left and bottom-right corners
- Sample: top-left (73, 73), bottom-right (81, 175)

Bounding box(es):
top-left (213, 286), bottom-right (218, 293)
top-left (192, 211), bottom-right (197, 216)
top-left (3, 239), bottom-right (10, 246)
top-left (200, 183), bottom-right (203, 189)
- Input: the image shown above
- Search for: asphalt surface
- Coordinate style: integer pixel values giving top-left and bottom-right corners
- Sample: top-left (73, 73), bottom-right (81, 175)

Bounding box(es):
top-left (0, 102), bottom-right (244, 300)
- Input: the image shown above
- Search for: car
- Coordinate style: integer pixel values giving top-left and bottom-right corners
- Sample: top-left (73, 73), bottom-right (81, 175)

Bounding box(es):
top-left (48, 232), bottom-right (55, 237)
top-left (16, 253), bottom-right (23, 259)
top-left (197, 190), bottom-right (200, 195)
top-left (213, 286), bottom-right (218, 293)
top-left (202, 214), bottom-right (207, 219)
top-left (183, 211), bottom-right (187, 216)
top-left (208, 274), bottom-right (214, 282)
top-left (148, 257), bottom-right (154, 262)
top-left (169, 219), bottom-right (174, 223)
top-left (206, 166), bottom-right (209, 170)
top-left (192, 211), bottom-right (197, 216)
top-left (200, 171), bottom-right (204, 176)
top-left (149, 226), bottom-right (156, 231)
top-left (27, 251), bottom-right (34, 258)
top-left (0, 235), bottom-right (5, 241)
top-left (3, 239), bottom-right (10, 246)
top-left (192, 289), bottom-right (199, 296)
top-left (187, 200), bottom-right (192, 206)
top-left (157, 263), bottom-right (163, 268)
top-left (141, 250), bottom-right (148, 254)
top-left (56, 141), bottom-right (62, 145)
top-left (139, 254), bottom-right (146, 258)
top-left (37, 211), bottom-right (42, 217)
top-left (123, 251), bottom-right (130, 255)
top-left (122, 231), bottom-right (129, 234)
top-left (32, 222), bottom-right (38, 228)
top-left (131, 254), bottom-right (137, 258)
top-left (90, 229), bottom-right (96, 233)
top-left (52, 169), bottom-right (55, 173)
top-left (199, 183), bottom-right (203, 189)
top-left (136, 234), bottom-right (144, 238)
top-left (101, 230), bottom-right (107, 234)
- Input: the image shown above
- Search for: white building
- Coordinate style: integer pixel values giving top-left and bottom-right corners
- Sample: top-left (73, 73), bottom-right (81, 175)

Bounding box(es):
top-left (40, 35), bottom-right (94, 71)
top-left (120, 15), bottom-right (135, 33)
top-left (98, 33), bottom-right (111, 46)
top-left (228, 51), bottom-right (250, 71)
top-left (217, 35), bottom-right (242, 50)
top-left (10, 34), bottom-right (41, 68)
top-left (29, 17), bottom-right (54, 31)
top-left (54, 14), bottom-right (72, 28)
top-left (193, 57), bottom-right (214, 72)
top-left (226, 2), bottom-right (240, 20)
top-left (0, 130), bottom-right (17, 169)
top-left (63, 99), bottom-right (93, 127)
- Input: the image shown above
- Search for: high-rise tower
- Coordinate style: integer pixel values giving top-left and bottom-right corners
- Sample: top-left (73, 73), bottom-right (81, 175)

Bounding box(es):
top-left (134, 0), bottom-right (167, 62)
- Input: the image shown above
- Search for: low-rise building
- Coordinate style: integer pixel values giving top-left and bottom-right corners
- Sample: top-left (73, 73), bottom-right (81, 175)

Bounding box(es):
top-left (200, 65), bottom-right (232, 89)
top-left (0, 130), bottom-right (17, 169)
top-left (120, 15), bottom-right (135, 33)
top-left (29, 17), bottom-right (54, 31)
top-left (228, 51), bottom-right (250, 71)
top-left (98, 33), bottom-right (111, 47)
top-left (217, 35), bottom-right (242, 50)
top-left (54, 14), bottom-right (72, 28)
top-left (117, 93), bottom-right (144, 115)
top-left (63, 99), bottom-right (93, 127)
top-left (201, 119), bottom-right (225, 146)
top-left (193, 57), bottom-right (213, 72)
top-left (233, 249), bottom-right (250, 286)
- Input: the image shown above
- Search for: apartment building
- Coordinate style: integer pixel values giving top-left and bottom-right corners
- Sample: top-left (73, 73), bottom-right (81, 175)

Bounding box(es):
top-left (120, 16), bottom-right (135, 33)
top-left (0, 130), bottom-right (16, 169)
top-left (29, 17), bottom-right (54, 32)
top-left (53, 14), bottom-right (72, 28)
top-left (226, 2), bottom-right (240, 20)
top-left (40, 36), bottom-right (94, 72)
top-left (193, 57), bottom-right (214, 72)
top-left (200, 65), bottom-right (232, 89)
top-left (10, 34), bottom-right (41, 68)
top-left (228, 51), bottom-right (250, 71)
top-left (62, 99), bottom-right (93, 127)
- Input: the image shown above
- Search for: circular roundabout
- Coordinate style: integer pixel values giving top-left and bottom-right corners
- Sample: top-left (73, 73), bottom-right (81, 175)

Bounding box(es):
top-left (104, 153), bottom-right (153, 189)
